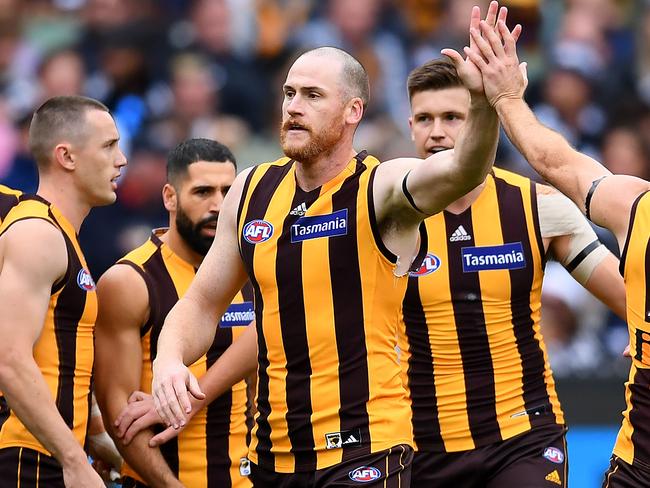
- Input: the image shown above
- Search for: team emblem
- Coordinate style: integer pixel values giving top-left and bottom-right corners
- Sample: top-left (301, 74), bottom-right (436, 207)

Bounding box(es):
top-left (76, 269), bottom-right (95, 291)
top-left (409, 253), bottom-right (441, 277)
top-left (349, 466), bottom-right (381, 483)
top-left (543, 447), bottom-right (565, 464)
top-left (243, 219), bottom-right (274, 244)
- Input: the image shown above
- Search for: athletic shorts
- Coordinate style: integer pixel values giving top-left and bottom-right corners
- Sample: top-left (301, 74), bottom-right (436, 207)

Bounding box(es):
top-left (250, 444), bottom-right (413, 487)
top-left (0, 447), bottom-right (65, 488)
top-left (412, 424), bottom-right (568, 488)
top-left (122, 477), bottom-right (149, 487)
top-left (602, 455), bottom-right (650, 487)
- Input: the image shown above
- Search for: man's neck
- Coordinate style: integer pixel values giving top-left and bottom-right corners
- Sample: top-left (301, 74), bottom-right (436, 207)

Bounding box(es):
top-left (37, 180), bottom-right (90, 233)
top-left (293, 145), bottom-right (357, 192)
top-left (444, 181), bottom-right (486, 215)
top-left (161, 226), bottom-right (204, 269)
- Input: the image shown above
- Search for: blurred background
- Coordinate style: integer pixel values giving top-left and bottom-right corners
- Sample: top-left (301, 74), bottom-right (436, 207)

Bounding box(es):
top-left (0, 0), bottom-right (641, 485)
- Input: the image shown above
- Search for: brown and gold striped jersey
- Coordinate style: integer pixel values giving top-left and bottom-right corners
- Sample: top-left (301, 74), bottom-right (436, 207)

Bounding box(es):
top-left (398, 168), bottom-right (564, 453)
top-left (0, 195), bottom-right (97, 455)
top-left (0, 185), bottom-right (22, 224)
top-left (614, 191), bottom-right (650, 470)
top-left (237, 152), bottom-right (425, 473)
top-left (119, 231), bottom-right (252, 487)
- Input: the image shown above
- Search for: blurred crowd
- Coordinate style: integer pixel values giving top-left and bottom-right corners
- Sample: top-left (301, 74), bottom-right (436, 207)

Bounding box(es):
top-left (0, 0), bottom-right (643, 377)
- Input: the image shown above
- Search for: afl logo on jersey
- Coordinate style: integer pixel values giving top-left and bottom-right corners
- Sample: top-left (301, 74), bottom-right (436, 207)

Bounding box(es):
top-left (543, 447), bottom-right (565, 464)
top-left (409, 253), bottom-right (441, 277)
top-left (243, 220), bottom-right (274, 244)
top-left (76, 269), bottom-right (96, 291)
top-left (349, 466), bottom-right (381, 483)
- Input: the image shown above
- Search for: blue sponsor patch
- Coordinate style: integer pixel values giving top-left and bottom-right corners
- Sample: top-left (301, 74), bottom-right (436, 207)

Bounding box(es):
top-left (219, 301), bottom-right (254, 327)
top-left (290, 209), bottom-right (348, 243)
top-left (461, 242), bottom-right (526, 272)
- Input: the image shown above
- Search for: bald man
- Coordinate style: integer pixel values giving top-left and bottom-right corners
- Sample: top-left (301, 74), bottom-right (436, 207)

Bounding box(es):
top-left (150, 9), bottom-right (513, 485)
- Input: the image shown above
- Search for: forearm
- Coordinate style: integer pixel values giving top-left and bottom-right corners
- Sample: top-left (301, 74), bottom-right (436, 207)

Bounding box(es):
top-left (449, 96), bottom-right (499, 193)
top-left (111, 428), bottom-right (181, 487)
top-left (157, 295), bottom-right (220, 367)
top-left (495, 98), bottom-right (595, 202)
top-left (200, 322), bottom-right (258, 404)
top-left (0, 354), bottom-right (87, 465)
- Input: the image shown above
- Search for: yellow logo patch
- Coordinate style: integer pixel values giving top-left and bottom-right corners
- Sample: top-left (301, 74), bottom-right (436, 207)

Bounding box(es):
top-left (545, 470), bottom-right (562, 485)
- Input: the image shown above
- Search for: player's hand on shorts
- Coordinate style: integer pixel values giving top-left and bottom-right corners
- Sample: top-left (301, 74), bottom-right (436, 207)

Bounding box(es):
top-left (152, 357), bottom-right (205, 430)
top-left (114, 391), bottom-right (163, 444)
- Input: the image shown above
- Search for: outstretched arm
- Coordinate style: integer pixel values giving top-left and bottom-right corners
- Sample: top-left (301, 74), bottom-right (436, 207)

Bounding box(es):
top-left (465, 17), bottom-right (650, 245)
top-left (0, 220), bottom-right (103, 487)
top-left (152, 168), bottom-right (252, 429)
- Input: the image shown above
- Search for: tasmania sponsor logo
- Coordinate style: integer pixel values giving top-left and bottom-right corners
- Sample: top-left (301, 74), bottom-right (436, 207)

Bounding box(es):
top-left (243, 219), bottom-right (274, 244)
top-left (76, 268), bottom-right (95, 291)
top-left (219, 302), bottom-right (254, 327)
top-left (349, 466), bottom-right (381, 483)
top-left (290, 209), bottom-right (348, 243)
top-left (543, 447), bottom-right (565, 464)
top-left (461, 242), bottom-right (526, 272)
top-left (409, 253), bottom-right (441, 277)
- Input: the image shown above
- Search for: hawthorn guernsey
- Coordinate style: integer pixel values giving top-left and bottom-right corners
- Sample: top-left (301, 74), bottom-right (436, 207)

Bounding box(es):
top-left (461, 242), bottom-right (526, 272)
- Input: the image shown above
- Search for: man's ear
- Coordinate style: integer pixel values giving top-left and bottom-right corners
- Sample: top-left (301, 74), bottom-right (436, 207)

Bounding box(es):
top-left (53, 143), bottom-right (75, 171)
top-left (162, 183), bottom-right (177, 212)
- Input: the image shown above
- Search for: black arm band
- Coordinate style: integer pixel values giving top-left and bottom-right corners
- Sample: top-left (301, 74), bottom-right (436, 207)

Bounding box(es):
top-left (585, 176), bottom-right (607, 220)
top-left (402, 170), bottom-right (426, 214)
top-left (564, 239), bottom-right (600, 273)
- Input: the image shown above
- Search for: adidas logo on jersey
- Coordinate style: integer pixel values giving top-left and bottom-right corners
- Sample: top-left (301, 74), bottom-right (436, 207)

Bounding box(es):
top-left (545, 470), bottom-right (561, 485)
top-left (343, 435), bottom-right (359, 445)
top-left (290, 202), bottom-right (308, 216)
top-left (449, 225), bottom-right (471, 242)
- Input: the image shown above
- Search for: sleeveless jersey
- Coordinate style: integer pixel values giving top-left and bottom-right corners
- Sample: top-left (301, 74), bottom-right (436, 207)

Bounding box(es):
top-left (237, 152), bottom-right (425, 473)
top-left (0, 196), bottom-right (97, 455)
top-left (399, 168), bottom-right (564, 453)
top-left (0, 185), bottom-right (21, 224)
top-left (614, 191), bottom-right (650, 470)
top-left (119, 230), bottom-right (252, 487)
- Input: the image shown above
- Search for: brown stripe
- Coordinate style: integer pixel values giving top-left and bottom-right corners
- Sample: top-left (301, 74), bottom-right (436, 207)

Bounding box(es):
top-left (330, 161), bottom-right (371, 459)
top-left (52, 231), bottom-right (87, 430)
top-left (0, 192), bottom-right (18, 222)
top-left (141, 246), bottom-right (181, 475)
top-left (18, 448), bottom-right (37, 488)
top-left (528, 181), bottom-right (546, 267)
top-left (494, 177), bottom-right (554, 428)
top-left (240, 162), bottom-right (294, 470)
top-left (367, 165), bottom-right (397, 264)
top-left (236, 166), bottom-right (259, 254)
top-left (402, 278), bottom-right (444, 451)
top-left (206, 328), bottom-right (234, 488)
top-left (619, 191), bottom-right (648, 276)
top-left (444, 210), bottom-right (501, 445)
top-left (275, 184), bottom-right (321, 470)
top-left (629, 367), bottom-right (650, 467)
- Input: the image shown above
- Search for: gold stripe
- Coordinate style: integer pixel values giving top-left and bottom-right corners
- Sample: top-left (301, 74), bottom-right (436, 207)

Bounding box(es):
top-left (603, 457), bottom-right (619, 488)
top-left (36, 452), bottom-right (40, 487)
top-left (17, 447), bottom-right (22, 488)
top-left (384, 446), bottom-right (391, 488)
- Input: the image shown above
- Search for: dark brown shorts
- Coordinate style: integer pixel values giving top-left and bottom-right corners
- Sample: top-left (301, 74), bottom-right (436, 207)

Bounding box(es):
top-left (602, 455), bottom-right (650, 487)
top-left (412, 424), bottom-right (568, 488)
top-left (250, 444), bottom-right (413, 488)
top-left (0, 447), bottom-right (65, 488)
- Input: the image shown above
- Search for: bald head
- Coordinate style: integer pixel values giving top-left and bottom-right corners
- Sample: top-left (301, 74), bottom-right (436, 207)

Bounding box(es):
top-left (297, 47), bottom-right (370, 110)
top-left (29, 95), bottom-right (110, 170)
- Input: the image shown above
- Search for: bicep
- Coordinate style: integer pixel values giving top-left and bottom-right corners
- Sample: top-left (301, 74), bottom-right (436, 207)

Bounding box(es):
top-left (94, 265), bottom-right (148, 411)
top-left (586, 175), bottom-right (650, 245)
top-left (0, 222), bottom-right (67, 350)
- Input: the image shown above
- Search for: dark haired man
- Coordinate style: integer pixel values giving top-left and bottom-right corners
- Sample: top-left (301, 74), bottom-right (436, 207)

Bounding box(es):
top-left (94, 138), bottom-right (253, 487)
top-left (398, 58), bottom-right (625, 487)
top-left (0, 95), bottom-right (126, 487)
top-left (149, 4), bottom-right (516, 485)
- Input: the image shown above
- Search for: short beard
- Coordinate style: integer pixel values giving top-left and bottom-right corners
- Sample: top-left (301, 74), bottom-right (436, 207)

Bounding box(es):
top-left (280, 119), bottom-right (345, 165)
top-left (175, 205), bottom-right (217, 257)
